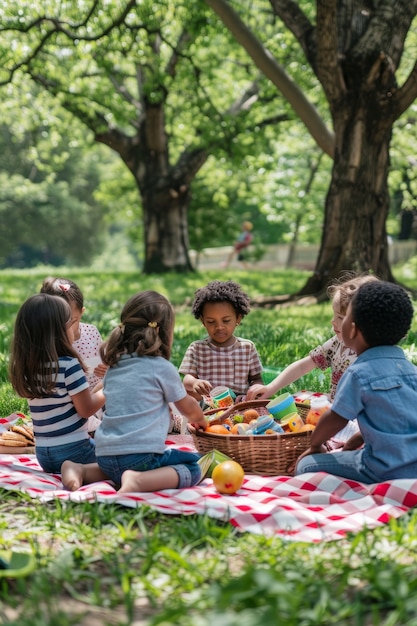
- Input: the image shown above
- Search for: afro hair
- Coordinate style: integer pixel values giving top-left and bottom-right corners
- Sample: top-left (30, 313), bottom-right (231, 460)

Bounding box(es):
top-left (191, 280), bottom-right (251, 319)
top-left (351, 281), bottom-right (414, 347)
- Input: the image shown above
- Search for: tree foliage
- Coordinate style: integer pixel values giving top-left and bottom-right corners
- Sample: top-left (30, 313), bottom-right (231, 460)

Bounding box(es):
top-left (206, 0), bottom-right (417, 296)
top-left (0, 0), bottom-right (295, 272)
top-left (0, 112), bottom-right (111, 267)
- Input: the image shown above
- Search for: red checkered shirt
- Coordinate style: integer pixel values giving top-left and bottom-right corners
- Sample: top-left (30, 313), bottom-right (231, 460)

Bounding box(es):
top-left (179, 337), bottom-right (263, 395)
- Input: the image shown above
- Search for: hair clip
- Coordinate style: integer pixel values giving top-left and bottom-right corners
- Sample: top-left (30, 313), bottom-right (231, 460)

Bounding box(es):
top-left (148, 321), bottom-right (158, 328)
top-left (118, 323), bottom-right (125, 334)
top-left (59, 283), bottom-right (70, 292)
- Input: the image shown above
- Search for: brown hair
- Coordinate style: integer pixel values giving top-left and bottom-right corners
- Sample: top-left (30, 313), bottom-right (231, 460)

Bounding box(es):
top-left (40, 277), bottom-right (84, 311)
top-left (9, 293), bottom-right (83, 398)
top-left (327, 272), bottom-right (379, 315)
top-left (100, 291), bottom-right (175, 367)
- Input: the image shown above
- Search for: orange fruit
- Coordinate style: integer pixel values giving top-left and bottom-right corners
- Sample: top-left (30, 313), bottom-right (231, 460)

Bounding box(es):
top-left (212, 460), bottom-right (245, 494)
top-left (243, 409), bottom-right (259, 423)
top-left (300, 423), bottom-right (315, 432)
top-left (206, 424), bottom-right (230, 435)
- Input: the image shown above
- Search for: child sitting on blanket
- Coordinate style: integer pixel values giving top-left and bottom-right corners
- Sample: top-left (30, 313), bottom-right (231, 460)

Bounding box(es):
top-left (9, 293), bottom-right (105, 473)
top-left (179, 280), bottom-right (263, 404)
top-left (61, 290), bottom-right (207, 493)
top-left (40, 276), bottom-right (107, 433)
top-left (246, 272), bottom-right (379, 448)
top-left (295, 280), bottom-right (417, 483)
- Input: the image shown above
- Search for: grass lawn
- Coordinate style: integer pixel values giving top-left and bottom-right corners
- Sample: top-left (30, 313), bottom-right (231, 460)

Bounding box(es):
top-left (1, 263), bottom-right (417, 625)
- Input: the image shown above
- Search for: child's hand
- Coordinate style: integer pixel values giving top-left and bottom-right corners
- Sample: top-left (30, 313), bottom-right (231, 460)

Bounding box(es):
top-left (246, 384), bottom-right (267, 400)
top-left (191, 418), bottom-right (208, 431)
top-left (193, 379), bottom-right (212, 396)
top-left (342, 433), bottom-right (364, 451)
top-left (94, 363), bottom-right (108, 378)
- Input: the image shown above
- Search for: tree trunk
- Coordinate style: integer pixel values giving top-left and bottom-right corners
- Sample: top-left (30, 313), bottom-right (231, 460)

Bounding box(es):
top-left (206, 0), bottom-right (417, 299)
top-left (140, 180), bottom-right (194, 273)
top-left (299, 116), bottom-right (395, 297)
top-left (107, 100), bottom-right (209, 273)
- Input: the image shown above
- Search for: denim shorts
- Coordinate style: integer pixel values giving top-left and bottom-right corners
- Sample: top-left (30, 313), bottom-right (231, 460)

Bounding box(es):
top-left (97, 448), bottom-right (202, 488)
top-left (36, 438), bottom-right (97, 474)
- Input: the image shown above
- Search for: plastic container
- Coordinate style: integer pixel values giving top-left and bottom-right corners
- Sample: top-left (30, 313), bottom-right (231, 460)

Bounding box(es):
top-left (305, 396), bottom-right (331, 426)
top-left (266, 392), bottom-right (297, 420)
top-left (245, 415), bottom-right (285, 435)
top-left (210, 386), bottom-right (235, 409)
top-left (280, 412), bottom-right (304, 432)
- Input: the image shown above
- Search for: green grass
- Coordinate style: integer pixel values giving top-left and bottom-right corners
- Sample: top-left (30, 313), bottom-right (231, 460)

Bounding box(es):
top-left (1, 262), bottom-right (417, 625)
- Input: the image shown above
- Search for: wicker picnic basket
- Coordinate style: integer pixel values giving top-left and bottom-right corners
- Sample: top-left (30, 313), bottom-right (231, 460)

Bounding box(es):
top-left (188, 400), bottom-right (312, 476)
top-left (294, 402), bottom-right (310, 421)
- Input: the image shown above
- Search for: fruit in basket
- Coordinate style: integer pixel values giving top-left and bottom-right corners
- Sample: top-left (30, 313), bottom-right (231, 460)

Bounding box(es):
top-left (243, 409), bottom-right (259, 423)
top-left (233, 414), bottom-right (244, 423)
top-left (231, 423), bottom-right (250, 434)
top-left (212, 460), bottom-right (244, 494)
top-left (300, 423), bottom-right (315, 432)
top-left (206, 424), bottom-right (230, 435)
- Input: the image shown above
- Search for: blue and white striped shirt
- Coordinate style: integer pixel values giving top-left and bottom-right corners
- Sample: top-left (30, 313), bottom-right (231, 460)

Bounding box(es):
top-left (29, 356), bottom-right (90, 447)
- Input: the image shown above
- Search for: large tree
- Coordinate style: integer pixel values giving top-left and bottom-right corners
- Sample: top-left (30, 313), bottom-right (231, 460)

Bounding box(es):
top-left (206, 0), bottom-right (417, 296)
top-left (0, 0), bottom-right (286, 273)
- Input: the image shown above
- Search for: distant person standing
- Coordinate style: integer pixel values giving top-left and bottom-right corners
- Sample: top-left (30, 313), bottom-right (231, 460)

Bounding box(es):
top-left (223, 221), bottom-right (253, 269)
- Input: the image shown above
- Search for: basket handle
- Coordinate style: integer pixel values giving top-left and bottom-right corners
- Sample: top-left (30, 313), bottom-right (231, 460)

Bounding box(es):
top-left (204, 399), bottom-right (270, 423)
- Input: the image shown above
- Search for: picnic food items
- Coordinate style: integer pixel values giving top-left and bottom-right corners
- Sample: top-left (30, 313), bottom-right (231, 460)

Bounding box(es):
top-left (243, 409), bottom-right (259, 423)
top-left (212, 460), bottom-right (244, 494)
top-left (0, 416), bottom-right (35, 449)
top-left (206, 424), bottom-right (230, 435)
top-left (210, 386), bottom-right (235, 409)
top-left (266, 393), bottom-right (297, 420)
top-left (306, 396), bottom-right (332, 426)
top-left (189, 400), bottom-right (313, 475)
top-left (280, 412), bottom-right (305, 433)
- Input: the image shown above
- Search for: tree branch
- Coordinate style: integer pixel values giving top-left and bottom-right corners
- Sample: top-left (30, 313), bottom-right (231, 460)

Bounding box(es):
top-left (268, 0), bottom-right (316, 67)
top-left (395, 61), bottom-right (417, 120)
top-left (204, 0), bottom-right (335, 157)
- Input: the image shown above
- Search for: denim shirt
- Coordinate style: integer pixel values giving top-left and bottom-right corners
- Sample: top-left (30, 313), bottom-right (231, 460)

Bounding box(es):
top-left (332, 345), bottom-right (417, 480)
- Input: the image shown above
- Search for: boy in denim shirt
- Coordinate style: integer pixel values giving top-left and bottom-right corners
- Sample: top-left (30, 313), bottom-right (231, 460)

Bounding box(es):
top-left (296, 281), bottom-right (417, 483)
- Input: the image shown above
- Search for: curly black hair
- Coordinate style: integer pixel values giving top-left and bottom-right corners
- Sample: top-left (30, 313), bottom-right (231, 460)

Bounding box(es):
top-left (351, 281), bottom-right (414, 347)
top-left (191, 280), bottom-right (251, 319)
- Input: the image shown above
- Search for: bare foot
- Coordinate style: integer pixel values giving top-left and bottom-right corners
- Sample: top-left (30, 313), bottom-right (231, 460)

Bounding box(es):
top-left (118, 466), bottom-right (180, 493)
top-left (118, 470), bottom-right (143, 493)
top-left (61, 460), bottom-right (84, 491)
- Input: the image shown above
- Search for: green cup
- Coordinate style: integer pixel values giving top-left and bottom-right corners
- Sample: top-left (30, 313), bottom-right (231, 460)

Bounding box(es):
top-left (266, 392), bottom-right (297, 420)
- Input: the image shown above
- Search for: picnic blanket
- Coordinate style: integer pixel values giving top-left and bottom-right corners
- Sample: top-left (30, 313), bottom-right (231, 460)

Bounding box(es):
top-left (1, 435), bottom-right (417, 543)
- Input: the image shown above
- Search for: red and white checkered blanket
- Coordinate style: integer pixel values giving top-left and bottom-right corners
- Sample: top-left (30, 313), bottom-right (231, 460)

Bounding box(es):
top-left (1, 436), bottom-right (417, 543)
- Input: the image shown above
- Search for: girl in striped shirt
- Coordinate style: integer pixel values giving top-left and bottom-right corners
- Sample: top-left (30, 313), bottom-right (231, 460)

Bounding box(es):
top-left (9, 293), bottom-right (105, 475)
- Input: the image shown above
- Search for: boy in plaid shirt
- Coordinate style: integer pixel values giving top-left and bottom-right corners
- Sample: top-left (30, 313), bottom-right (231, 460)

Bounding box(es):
top-left (179, 280), bottom-right (263, 403)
